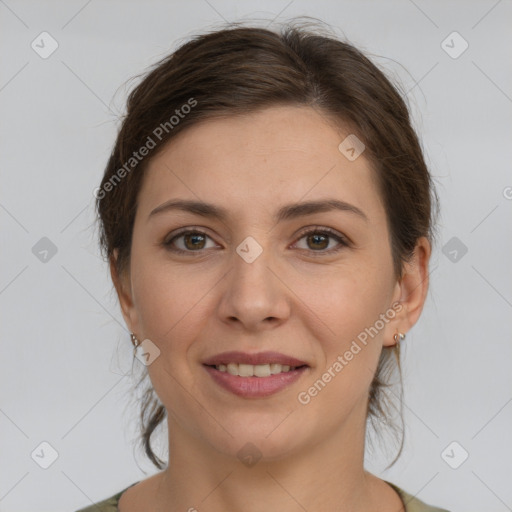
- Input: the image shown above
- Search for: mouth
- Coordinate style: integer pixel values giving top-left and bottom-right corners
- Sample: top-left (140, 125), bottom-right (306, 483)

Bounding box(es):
top-left (202, 351), bottom-right (310, 398)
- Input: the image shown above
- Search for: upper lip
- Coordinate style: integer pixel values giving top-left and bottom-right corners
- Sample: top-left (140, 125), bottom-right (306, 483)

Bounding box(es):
top-left (203, 351), bottom-right (309, 367)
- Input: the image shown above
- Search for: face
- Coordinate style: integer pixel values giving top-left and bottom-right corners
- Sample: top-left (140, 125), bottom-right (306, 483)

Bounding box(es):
top-left (114, 105), bottom-right (428, 463)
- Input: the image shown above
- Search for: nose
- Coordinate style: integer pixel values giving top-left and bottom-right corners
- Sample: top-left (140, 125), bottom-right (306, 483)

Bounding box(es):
top-left (216, 241), bottom-right (291, 332)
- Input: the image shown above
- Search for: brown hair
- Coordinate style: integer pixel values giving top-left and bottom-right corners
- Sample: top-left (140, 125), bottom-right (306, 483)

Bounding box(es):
top-left (96, 19), bottom-right (438, 470)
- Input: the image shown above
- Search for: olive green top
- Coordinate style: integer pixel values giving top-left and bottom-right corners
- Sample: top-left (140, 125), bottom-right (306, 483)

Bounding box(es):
top-left (75, 480), bottom-right (450, 511)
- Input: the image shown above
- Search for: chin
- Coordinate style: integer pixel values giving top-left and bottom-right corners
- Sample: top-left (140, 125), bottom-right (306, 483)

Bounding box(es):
top-left (202, 418), bottom-right (309, 464)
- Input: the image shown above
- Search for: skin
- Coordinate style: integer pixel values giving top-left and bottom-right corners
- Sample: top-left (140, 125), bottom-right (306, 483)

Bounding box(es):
top-left (112, 105), bottom-right (431, 512)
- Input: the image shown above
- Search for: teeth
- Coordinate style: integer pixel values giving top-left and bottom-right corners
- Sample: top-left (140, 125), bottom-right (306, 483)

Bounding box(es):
top-left (238, 364), bottom-right (253, 377)
top-left (215, 363), bottom-right (297, 377)
top-left (254, 364), bottom-right (271, 377)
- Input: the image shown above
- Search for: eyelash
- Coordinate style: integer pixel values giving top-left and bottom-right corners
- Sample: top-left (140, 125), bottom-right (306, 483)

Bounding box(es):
top-left (163, 226), bottom-right (349, 256)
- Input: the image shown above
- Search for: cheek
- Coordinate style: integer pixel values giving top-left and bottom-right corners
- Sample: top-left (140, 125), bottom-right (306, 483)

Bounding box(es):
top-left (296, 261), bottom-right (391, 392)
top-left (300, 281), bottom-right (386, 414)
top-left (132, 258), bottom-right (210, 409)
top-left (131, 252), bottom-right (208, 349)
top-left (297, 260), bottom-right (389, 336)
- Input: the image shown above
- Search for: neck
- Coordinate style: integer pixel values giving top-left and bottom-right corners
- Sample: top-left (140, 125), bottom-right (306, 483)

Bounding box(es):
top-left (152, 401), bottom-right (386, 512)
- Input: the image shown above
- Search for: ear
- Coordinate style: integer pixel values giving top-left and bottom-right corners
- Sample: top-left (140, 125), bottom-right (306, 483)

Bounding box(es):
top-left (382, 237), bottom-right (432, 347)
top-left (110, 249), bottom-right (140, 335)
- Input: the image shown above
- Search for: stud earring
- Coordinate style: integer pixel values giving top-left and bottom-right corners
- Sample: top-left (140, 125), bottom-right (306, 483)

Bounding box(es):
top-left (393, 331), bottom-right (406, 344)
top-left (130, 332), bottom-right (141, 348)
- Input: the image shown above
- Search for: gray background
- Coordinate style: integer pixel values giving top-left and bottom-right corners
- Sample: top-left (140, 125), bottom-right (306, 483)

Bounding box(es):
top-left (1, 1), bottom-right (511, 511)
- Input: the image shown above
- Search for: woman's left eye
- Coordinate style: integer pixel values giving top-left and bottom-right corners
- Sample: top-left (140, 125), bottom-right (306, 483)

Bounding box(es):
top-left (293, 228), bottom-right (348, 254)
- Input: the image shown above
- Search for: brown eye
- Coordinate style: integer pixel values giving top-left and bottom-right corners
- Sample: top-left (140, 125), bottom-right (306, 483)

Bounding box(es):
top-left (306, 233), bottom-right (329, 250)
top-left (294, 227), bottom-right (348, 254)
top-left (183, 232), bottom-right (207, 250)
top-left (164, 229), bottom-right (217, 254)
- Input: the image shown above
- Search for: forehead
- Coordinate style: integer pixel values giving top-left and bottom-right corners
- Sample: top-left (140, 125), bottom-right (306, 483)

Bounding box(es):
top-left (138, 106), bottom-right (385, 225)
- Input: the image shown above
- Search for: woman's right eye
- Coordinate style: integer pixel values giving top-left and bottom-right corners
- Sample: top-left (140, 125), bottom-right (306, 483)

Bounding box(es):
top-left (164, 229), bottom-right (218, 254)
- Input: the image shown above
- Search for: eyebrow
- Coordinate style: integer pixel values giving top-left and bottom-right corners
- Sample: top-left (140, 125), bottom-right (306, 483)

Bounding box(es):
top-left (148, 198), bottom-right (368, 223)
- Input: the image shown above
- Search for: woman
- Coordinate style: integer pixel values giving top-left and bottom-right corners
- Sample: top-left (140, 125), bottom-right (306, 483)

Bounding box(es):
top-left (78, 20), bottom-right (449, 512)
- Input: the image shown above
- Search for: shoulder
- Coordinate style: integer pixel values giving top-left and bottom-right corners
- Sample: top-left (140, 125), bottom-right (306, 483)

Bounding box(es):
top-left (74, 482), bottom-right (139, 512)
top-left (387, 482), bottom-right (451, 512)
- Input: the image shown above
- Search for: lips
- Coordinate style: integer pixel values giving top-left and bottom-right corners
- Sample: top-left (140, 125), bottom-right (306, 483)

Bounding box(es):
top-left (202, 351), bottom-right (309, 398)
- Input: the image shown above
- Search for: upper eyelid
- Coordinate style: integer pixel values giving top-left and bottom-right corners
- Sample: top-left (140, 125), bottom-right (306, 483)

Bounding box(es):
top-left (165, 226), bottom-right (217, 243)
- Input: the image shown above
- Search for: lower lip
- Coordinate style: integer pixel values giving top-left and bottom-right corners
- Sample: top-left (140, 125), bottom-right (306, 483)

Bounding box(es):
top-left (203, 365), bottom-right (309, 398)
